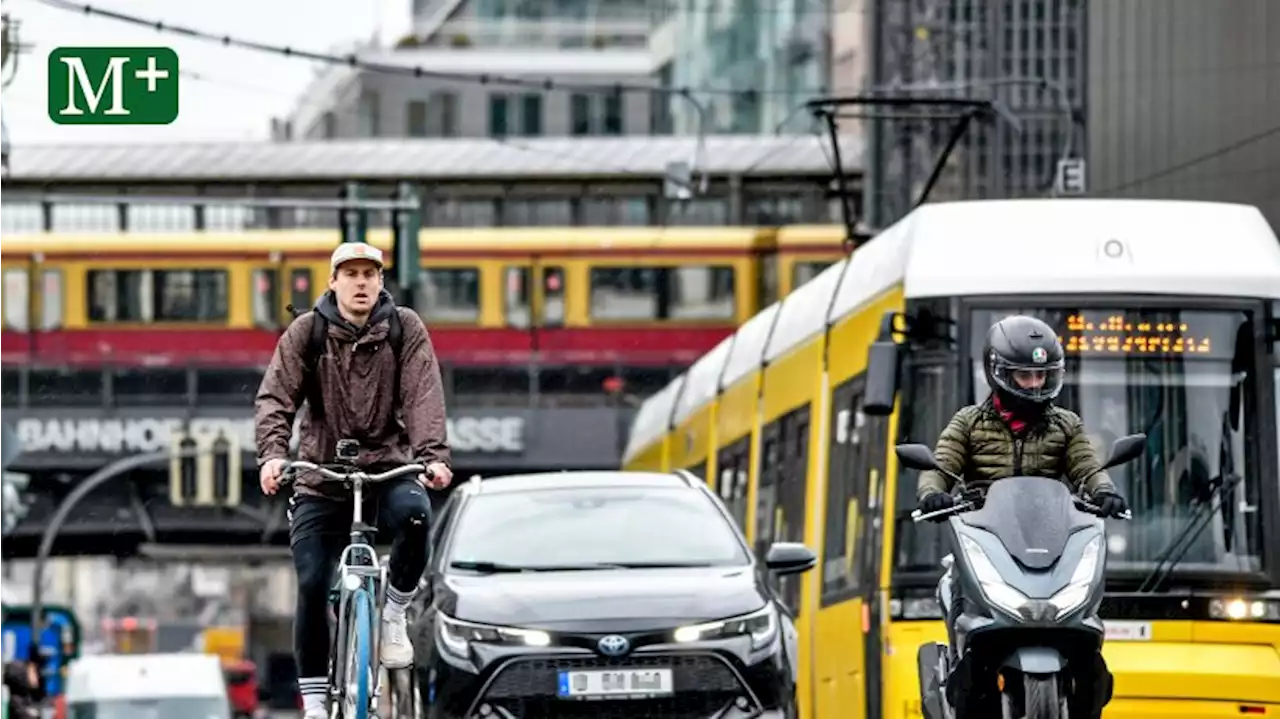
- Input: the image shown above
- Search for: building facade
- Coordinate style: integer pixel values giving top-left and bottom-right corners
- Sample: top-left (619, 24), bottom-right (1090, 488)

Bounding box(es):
top-left (1084, 0), bottom-right (1280, 228)
top-left (281, 0), bottom-right (659, 141)
top-left (653, 0), bottom-right (832, 135)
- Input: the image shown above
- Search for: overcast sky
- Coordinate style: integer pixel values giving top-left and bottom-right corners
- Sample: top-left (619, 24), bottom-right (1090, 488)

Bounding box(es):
top-left (2, 0), bottom-right (409, 145)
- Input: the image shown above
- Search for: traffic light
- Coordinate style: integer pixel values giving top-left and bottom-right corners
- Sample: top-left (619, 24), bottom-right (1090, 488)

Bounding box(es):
top-left (169, 430), bottom-right (241, 507)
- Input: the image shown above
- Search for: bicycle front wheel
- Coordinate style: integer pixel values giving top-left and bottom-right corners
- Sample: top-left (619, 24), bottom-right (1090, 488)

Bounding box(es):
top-left (341, 588), bottom-right (374, 719)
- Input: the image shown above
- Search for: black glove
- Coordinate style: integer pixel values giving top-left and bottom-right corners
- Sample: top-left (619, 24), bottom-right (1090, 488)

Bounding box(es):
top-left (1092, 491), bottom-right (1128, 518)
top-left (919, 492), bottom-right (955, 518)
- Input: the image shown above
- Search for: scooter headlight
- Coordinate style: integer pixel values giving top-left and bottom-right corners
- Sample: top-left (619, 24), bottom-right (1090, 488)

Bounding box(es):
top-left (958, 534), bottom-right (1030, 617)
top-left (1048, 536), bottom-right (1102, 619)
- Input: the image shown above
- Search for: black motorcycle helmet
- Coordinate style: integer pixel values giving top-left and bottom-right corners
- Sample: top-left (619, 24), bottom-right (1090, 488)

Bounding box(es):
top-left (982, 315), bottom-right (1065, 413)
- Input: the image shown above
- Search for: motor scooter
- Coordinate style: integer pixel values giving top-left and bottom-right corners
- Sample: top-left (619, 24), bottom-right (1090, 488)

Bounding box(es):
top-left (898, 433), bottom-right (1146, 719)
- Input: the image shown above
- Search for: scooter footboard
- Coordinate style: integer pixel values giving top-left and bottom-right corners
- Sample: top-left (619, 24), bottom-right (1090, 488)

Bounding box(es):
top-left (1001, 646), bottom-right (1067, 675)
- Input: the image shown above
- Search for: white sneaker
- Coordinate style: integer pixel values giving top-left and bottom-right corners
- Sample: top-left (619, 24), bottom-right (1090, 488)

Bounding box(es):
top-left (380, 611), bottom-right (414, 669)
top-left (303, 707), bottom-right (328, 719)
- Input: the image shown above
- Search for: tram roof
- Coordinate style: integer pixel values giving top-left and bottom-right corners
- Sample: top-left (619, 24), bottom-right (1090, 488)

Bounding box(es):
top-left (3, 134), bottom-right (862, 183)
top-left (621, 372), bottom-right (687, 465)
top-left (625, 198), bottom-right (1280, 437)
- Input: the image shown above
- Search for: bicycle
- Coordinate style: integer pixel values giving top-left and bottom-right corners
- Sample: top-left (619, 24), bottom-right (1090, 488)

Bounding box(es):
top-left (282, 457), bottom-right (428, 719)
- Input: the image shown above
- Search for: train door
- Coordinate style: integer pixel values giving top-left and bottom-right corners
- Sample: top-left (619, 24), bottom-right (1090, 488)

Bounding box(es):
top-left (282, 264), bottom-right (317, 322)
top-left (757, 405), bottom-right (811, 615)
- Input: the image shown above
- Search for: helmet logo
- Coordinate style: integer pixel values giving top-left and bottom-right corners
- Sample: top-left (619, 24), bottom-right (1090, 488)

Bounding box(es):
top-left (1031, 347), bottom-right (1048, 364)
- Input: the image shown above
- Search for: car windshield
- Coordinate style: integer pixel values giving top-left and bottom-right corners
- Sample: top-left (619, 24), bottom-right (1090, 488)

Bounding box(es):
top-left (446, 485), bottom-right (751, 569)
top-left (69, 697), bottom-right (229, 719)
top-left (969, 307), bottom-right (1264, 575)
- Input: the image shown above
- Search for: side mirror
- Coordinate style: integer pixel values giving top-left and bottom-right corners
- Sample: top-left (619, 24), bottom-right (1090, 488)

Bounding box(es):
top-left (863, 340), bottom-right (900, 416)
top-left (765, 542), bottom-right (817, 576)
top-left (895, 443), bottom-right (940, 472)
top-left (1102, 433), bottom-right (1147, 469)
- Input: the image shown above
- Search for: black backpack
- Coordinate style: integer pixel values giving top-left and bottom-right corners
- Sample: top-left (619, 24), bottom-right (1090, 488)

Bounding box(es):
top-left (285, 302), bottom-right (405, 422)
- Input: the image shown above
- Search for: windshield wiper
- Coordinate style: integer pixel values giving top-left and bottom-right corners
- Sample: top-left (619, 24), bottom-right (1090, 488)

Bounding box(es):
top-left (1137, 472), bottom-right (1245, 593)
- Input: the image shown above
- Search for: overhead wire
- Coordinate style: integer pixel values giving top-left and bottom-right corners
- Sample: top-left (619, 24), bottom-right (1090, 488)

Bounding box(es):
top-left (1098, 122), bottom-right (1280, 195)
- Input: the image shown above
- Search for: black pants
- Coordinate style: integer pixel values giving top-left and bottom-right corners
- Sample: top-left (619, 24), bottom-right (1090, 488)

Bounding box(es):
top-left (288, 478), bottom-right (432, 679)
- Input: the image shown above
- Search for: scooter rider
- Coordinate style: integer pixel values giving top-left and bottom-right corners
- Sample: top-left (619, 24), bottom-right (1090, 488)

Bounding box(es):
top-left (915, 314), bottom-right (1130, 517)
top-left (915, 314), bottom-right (1129, 719)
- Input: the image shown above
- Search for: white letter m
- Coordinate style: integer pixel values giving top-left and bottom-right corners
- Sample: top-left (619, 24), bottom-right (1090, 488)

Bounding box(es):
top-left (59, 56), bottom-right (130, 116)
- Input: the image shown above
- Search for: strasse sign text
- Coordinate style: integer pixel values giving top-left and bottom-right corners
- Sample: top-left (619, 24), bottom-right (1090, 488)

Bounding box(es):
top-left (15, 415), bottom-right (525, 456)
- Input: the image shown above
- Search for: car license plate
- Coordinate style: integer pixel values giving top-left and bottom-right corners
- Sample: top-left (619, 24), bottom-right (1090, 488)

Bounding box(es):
top-left (556, 668), bottom-right (674, 698)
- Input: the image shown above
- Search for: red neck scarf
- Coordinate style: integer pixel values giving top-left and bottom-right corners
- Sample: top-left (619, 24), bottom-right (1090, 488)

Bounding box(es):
top-left (991, 393), bottom-right (1029, 435)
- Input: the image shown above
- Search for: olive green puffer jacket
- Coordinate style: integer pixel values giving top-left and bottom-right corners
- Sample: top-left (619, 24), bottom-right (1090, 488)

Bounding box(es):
top-left (916, 399), bottom-right (1115, 501)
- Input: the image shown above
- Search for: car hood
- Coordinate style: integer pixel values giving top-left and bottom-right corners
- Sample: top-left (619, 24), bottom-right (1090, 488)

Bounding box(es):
top-left (439, 566), bottom-right (767, 631)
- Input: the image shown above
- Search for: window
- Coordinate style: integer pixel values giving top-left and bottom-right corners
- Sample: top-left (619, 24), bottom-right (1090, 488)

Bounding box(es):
top-left (437, 92), bottom-right (458, 137)
top-left (603, 91), bottom-right (624, 135)
top-left (504, 265), bottom-right (531, 328)
top-left (588, 265), bottom-right (736, 321)
top-left (321, 112), bottom-right (336, 139)
top-left (542, 266), bottom-right (565, 327)
top-left (359, 89), bottom-right (381, 137)
top-left (570, 93), bottom-right (592, 135)
top-left (969, 305), bottom-right (1265, 576)
top-left (446, 486), bottom-right (751, 569)
top-left (40, 270), bottom-right (63, 330)
top-left (3, 269), bottom-right (28, 330)
top-left (419, 267), bottom-right (480, 322)
top-left (250, 268), bottom-right (279, 329)
top-left (792, 260), bottom-right (833, 291)
top-left (488, 93), bottom-right (509, 138)
top-left (289, 268), bottom-right (313, 314)
top-left (87, 269), bottom-right (228, 322)
top-left (406, 100), bottom-right (428, 137)
top-left (154, 270), bottom-right (228, 321)
top-left (717, 436), bottom-right (751, 530)
top-left (520, 93), bottom-right (543, 136)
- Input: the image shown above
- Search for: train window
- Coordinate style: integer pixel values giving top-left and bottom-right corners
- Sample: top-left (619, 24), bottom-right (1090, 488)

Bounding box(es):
top-left (2, 269), bottom-right (28, 331)
top-left (2, 369), bottom-right (21, 406)
top-left (588, 266), bottom-right (735, 321)
top-left (88, 269), bottom-right (228, 322)
top-left (792, 261), bottom-right (832, 291)
top-left (452, 367), bottom-right (531, 406)
top-left (29, 369), bottom-right (104, 407)
top-left (154, 270), bottom-right (228, 321)
top-left (289, 268), bottom-right (313, 313)
top-left (822, 378), bottom-right (865, 605)
top-left (40, 270), bottom-right (63, 330)
top-left (196, 369), bottom-right (264, 407)
top-left (112, 369), bottom-right (189, 406)
top-left (542, 266), bottom-right (565, 327)
top-left (504, 266), bottom-right (531, 328)
top-left (420, 267), bottom-right (480, 323)
top-left (251, 269), bottom-right (279, 330)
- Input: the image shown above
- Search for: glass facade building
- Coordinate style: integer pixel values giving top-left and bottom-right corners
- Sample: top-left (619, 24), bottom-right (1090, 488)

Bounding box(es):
top-left (657, 0), bottom-right (829, 135)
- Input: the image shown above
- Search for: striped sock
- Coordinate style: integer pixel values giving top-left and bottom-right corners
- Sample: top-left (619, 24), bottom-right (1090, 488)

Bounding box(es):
top-left (384, 585), bottom-right (414, 619)
top-left (298, 677), bottom-right (327, 714)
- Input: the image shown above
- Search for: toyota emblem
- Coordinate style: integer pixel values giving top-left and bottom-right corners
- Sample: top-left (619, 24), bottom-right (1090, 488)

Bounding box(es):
top-left (597, 634), bottom-right (630, 657)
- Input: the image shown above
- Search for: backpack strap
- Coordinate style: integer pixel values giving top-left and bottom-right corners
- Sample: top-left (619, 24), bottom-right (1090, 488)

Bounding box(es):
top-left (301, 311), bottom-right (328, 422)
top-left (387, 307), bottom-right (405, 403)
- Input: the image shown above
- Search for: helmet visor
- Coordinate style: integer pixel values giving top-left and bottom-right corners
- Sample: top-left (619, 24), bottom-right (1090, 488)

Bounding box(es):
top-left (990, 358), bottom-right (1064, 402)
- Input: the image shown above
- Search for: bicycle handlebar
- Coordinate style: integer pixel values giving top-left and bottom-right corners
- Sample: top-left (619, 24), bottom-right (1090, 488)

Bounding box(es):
top-left (281, 461), bottom-right (427, 485)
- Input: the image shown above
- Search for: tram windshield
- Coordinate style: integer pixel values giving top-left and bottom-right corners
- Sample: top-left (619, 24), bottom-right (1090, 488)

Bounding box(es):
top-left (894, 305), bottom-right (1269, 584)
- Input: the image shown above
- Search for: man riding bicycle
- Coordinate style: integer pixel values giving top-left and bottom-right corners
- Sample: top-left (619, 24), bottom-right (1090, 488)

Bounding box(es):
top-left (255, 242), bottom-right (454, 719)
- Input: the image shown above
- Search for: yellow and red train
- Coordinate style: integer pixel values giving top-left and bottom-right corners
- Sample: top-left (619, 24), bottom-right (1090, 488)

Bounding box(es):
top-left (0, 225), bottom-right (845, 368)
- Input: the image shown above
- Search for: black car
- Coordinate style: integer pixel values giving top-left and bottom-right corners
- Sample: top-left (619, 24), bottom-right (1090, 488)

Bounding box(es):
top-left (409, 469), bottom-right (817, 719)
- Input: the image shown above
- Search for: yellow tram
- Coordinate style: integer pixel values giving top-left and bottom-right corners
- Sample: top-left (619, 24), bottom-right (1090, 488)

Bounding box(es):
top-left (624, 199), bottom-right (1280, 719)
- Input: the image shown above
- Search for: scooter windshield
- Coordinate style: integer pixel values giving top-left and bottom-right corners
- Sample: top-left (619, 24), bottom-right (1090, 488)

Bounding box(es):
top-left (959, 476), bottom-right (1096, 570)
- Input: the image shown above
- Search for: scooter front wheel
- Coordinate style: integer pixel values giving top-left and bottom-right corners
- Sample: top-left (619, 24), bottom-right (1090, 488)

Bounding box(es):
top-left (1021, 673), bottom-right (1068, 719)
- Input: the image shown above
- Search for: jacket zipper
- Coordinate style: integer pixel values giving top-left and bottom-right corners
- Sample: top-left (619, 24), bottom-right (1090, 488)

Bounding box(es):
top-left (1013, 438), bottom-right (1024, 475)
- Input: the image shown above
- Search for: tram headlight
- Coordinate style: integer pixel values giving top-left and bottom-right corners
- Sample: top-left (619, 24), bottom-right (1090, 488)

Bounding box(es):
top-left (958, 534), bottom-right (1030, 617)
top-left (1209, 597), bottom-right (1280, 622)
top-left (1049, 536), bottom-right (1102, 619)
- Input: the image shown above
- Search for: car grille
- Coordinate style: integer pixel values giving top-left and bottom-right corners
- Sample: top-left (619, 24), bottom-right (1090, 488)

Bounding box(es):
top-left (475, 653), bottom-right (755, 719)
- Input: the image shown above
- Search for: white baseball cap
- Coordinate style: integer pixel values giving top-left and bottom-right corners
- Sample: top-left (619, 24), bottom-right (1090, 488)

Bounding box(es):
top-left (330, 242), bottom-right (385, 271)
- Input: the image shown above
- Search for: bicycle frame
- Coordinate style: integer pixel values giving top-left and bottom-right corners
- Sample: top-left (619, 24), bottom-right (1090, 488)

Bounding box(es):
top-left (331, 474), bottom-right (390, 713)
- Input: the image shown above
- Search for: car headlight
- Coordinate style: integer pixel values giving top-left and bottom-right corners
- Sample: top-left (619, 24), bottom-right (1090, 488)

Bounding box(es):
top-left (437, 614), bottom-right (551, 659)
top-left (672, 605), bottom-right (778, 651)
top-left (958, 534), bottom-right (1030, 617)
top-left (1048, 536), bottom-right (1102, 619)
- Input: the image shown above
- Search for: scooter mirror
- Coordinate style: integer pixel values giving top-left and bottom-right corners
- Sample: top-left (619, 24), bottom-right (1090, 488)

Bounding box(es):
top-left (1102, 433), bottom-right (1148, 470)
top-left (895, 443), bottom-right (940, 472)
